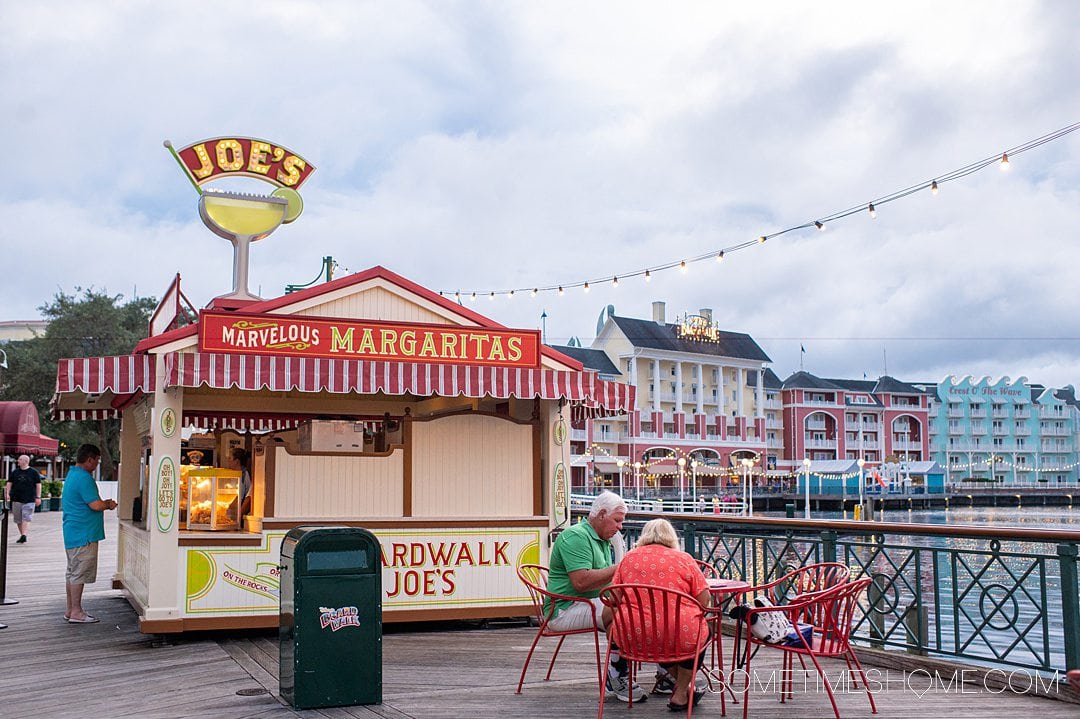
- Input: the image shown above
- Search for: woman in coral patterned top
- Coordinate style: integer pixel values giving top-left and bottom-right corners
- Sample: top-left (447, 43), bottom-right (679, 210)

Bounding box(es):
top-left (611, 518), bottom-right (710, 711)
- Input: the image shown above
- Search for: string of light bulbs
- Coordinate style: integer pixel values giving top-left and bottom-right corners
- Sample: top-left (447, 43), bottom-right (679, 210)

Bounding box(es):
top-left (401, 121), bottom-right (1078, 301)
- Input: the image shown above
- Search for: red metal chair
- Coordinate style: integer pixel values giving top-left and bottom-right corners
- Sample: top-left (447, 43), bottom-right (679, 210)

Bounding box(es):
top-left (740, 561), bottom-right (851, 605)
top-left (739, 577), bottom-right (877, 719)
top-left (514, 564), bottom-right (605, 697)
top-left (599, 583), bottom-right (719, 719)
top-left (695, 558), bottom-right (727, 580)
top-left (1067, 669), bottom-right (1080, 693)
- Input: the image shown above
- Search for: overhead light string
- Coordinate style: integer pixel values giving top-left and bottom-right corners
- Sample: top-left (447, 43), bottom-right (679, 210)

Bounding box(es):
top-left (418, 121), bottom-right (1079, 299)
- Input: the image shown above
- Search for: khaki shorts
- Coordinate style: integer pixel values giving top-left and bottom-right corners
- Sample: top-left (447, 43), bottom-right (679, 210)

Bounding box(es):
top-left (65, 543), bottom-right (100, 585)
top-left (547, 597), bottom-right (607, 632)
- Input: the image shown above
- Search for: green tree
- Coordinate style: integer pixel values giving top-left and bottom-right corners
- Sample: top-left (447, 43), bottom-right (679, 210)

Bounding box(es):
top-left (0, 288), bottom-right (156, 480)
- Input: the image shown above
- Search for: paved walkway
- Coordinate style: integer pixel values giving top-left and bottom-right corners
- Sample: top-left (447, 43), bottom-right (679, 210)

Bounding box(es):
top-left (0, 510), bottom-right (1077, 718)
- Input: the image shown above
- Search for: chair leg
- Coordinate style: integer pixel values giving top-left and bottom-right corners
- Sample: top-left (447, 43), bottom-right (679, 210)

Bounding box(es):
top-left (517, 629), bottom-right (547, 693)
top-left (597, 643), bottom-right (613, 719)
top-left (846, 649), bottom-right (878, 714)
top-left (803, 650), bottom-right (841, 719)
top-left (545, 636), bottom-right (567, 681)
top-left (741, 636), bottom-right (753, 719)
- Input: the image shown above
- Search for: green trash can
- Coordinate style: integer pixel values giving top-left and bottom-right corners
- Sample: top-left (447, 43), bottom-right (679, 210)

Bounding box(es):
top-left (785, 502), bottom-right (796, 518)
top-left (280, 526), bottom-right (382, 709)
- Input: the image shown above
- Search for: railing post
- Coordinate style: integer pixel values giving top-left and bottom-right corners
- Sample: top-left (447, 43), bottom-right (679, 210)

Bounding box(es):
top-left (903, 603), bottom-right (928, 656)
top-left (1058, 542), bottom-right (1080, 670)
top-left (820, 530), bottom-right (837, 564)
top-left (683, 522), bottom-right (699, 560)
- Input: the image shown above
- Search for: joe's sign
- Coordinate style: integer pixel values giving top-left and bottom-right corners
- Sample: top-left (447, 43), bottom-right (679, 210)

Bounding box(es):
top-left (199, 311), bottom-right (542, 368)
top-left (173, 137), bottom-right (315, 189)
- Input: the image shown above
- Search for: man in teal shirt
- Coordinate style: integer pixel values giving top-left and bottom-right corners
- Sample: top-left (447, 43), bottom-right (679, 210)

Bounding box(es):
top-left (546, 491), bottom-right (646, 703)
top-left (61, 444), bottom-right (117, 624)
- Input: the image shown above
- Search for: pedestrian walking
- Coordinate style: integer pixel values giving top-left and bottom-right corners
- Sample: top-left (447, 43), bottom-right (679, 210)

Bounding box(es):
top-left (5, 454), bottom-right (42, 544)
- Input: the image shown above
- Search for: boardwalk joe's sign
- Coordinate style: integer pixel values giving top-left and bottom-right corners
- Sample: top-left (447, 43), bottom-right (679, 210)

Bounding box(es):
top-left (199, 310), bottom-right (542, 368)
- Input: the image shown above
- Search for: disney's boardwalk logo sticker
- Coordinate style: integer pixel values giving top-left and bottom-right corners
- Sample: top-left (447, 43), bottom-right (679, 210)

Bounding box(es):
top-left (319, 606), bottom-right (361, 632)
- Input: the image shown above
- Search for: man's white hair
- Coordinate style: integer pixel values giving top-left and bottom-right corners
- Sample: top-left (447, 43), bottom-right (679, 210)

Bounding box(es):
top-left (589, 490), bottom-right (626, 517)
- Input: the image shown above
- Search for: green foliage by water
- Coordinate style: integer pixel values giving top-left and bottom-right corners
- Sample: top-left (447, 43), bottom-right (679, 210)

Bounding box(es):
top-left (0, 288), bottom-right (156, 479)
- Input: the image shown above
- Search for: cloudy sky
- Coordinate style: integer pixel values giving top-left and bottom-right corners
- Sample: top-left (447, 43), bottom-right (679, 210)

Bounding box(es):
top-left (2, 1), bottom-right (1078, 388)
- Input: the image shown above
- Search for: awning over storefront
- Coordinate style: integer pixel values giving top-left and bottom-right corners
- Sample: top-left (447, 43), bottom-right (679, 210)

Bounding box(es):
top-left (0, 402), bottom-right (59, 456)
top-left (52, 351), bottom-right (635, 421)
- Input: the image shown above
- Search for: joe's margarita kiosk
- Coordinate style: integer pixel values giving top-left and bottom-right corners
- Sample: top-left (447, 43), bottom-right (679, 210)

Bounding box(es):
top-left (52, 265), bottom-right (633, 632)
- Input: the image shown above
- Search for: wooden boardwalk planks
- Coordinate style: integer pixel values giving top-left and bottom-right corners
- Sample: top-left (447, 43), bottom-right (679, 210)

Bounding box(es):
top-left (0, 511), bottom-right (1077, 718)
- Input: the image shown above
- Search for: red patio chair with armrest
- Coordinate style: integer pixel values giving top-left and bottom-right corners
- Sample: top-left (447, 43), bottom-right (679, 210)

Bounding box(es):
top-left (599, 583), bottom-right (720, 719)
top-left (514, 564), bottom-right (605, 696)
top-left (739, 577), bottom-right (876, 719)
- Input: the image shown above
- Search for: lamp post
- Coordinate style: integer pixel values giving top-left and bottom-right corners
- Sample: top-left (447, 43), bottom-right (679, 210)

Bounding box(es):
top-left (677, 457), bottom-right (687, 508)
top-left (803, 457), bottom-right (812, 519)
top-left (617, 459), bottom-right (625, 499)
top-left (691, 459), bottom-right (699, 508)
top-left (857, 457), bottom-right (866, 515)
top-left (633, 461), bottom-right (641, 501)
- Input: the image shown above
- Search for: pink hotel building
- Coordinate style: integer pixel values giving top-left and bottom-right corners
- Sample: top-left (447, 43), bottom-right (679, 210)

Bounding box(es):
top-left (554, 302), bottom-right (929, 496)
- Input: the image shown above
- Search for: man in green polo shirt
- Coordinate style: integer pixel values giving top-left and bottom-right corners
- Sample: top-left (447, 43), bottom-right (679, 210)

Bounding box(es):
top-left (546, 491), bottom-right (646, 703)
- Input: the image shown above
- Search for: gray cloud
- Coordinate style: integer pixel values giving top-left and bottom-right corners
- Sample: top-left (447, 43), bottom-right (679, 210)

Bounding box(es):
top-left (1, 0), bottom-right (1078, 388)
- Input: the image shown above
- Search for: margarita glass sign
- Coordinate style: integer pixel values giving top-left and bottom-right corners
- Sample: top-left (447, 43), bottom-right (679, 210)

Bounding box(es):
top-left (166, 137), bottom-right (315, 303)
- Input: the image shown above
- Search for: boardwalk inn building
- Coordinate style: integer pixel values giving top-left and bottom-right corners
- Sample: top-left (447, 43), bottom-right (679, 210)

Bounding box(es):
top-left (551, 302), bottom-right (775, 499)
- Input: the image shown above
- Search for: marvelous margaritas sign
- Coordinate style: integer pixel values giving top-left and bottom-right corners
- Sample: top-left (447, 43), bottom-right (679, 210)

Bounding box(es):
top-left (199, 310), bottom-right (542, 368)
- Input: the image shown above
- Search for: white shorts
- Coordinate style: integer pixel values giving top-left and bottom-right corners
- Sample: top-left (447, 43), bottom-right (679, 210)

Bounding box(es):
top-left (547, 597), bottom-right (607, 632)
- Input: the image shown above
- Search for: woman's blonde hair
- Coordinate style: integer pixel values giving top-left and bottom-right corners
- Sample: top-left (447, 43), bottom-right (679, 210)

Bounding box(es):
top-left (634, 518), bottom-right (680, 550)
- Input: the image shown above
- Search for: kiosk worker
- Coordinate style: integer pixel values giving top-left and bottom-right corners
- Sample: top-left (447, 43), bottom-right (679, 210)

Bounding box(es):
top-left (545, 490), bottom-right (647, 703)
top-left (61, 444), bottom-right (117, 623)
top-left (5, 454), bottom-right (42, 543)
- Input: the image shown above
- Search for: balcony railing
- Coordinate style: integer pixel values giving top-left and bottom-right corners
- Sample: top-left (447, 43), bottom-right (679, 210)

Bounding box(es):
top-left (804, 438), bottom-right (837, 449)
top-left (591, 514), bottom-right (1080, 675)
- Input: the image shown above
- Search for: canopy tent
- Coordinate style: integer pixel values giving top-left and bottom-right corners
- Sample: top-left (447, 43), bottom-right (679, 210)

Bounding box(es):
top-left (0, 401), bottom-right (59, 456)
top-left (53, 351), bottom-right (635, 423)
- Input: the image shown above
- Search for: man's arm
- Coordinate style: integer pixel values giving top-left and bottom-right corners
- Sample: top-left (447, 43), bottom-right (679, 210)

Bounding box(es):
top-left (567, 564), bottom-right (618, 594)
top-left (88, 498), bottom-right (117, 512)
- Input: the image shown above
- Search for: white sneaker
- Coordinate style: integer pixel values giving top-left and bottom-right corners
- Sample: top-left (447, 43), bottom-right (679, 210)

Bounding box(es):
top-left (606, 673), bottom-right (648, 702)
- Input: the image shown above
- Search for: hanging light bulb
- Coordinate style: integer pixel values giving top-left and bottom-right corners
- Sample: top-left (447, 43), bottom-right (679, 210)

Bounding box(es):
top-left (531, 288), bottom-right (538, 297)
top-left (583, 281), bottom-right (590, 293)
top-left (679, 260), bottom-right (687, 273)
top-left (644, 269), bottom-right (651, 282)
top-left (868, 203), bottom-right (877, 219)
top-left (454, 291), bottom-right (460, 301)
top-left (1000, 152), bottom-right (1010, 170)
top-left (758, 235), bottom-right (766, 244)
top-left (931, 180), bottom-right (939, 195)
top-left (558, 286), bottom-right (564, 296)
top-left (489, 291), bottom-right (495, 300)
top-left (716, 251), bottom-right (725, 263)
top-left (612, 276), bottom-right (619, 287)
top-left (439, 291), bottom-right (444, 297)
top-left (508, 289), bottom-right (515, 298)
top-left (470, 292), bottom-right (477, 301)
top-left (815, 221), bottom-right (825, 231)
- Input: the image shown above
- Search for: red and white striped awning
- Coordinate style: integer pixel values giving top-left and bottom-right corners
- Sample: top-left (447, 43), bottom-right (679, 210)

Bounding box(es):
top-left (164, 352), bottom-right (633, 412)
top-left (52, 355), bottom-right (156, 420)
top-left (55, 355), bottom-right (156, 395)
top-left (52, 352), bottom-right (634, 419)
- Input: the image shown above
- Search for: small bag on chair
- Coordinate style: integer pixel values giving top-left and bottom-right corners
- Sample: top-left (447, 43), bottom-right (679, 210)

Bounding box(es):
top-left (729, 596), bottom-right (795, 644)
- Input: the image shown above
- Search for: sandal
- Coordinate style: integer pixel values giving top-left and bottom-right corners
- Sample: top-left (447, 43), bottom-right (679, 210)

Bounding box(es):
top-left (667, 689), bottom-right (706, 712)
top-left (67, 615), bottom-right (99, 624)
